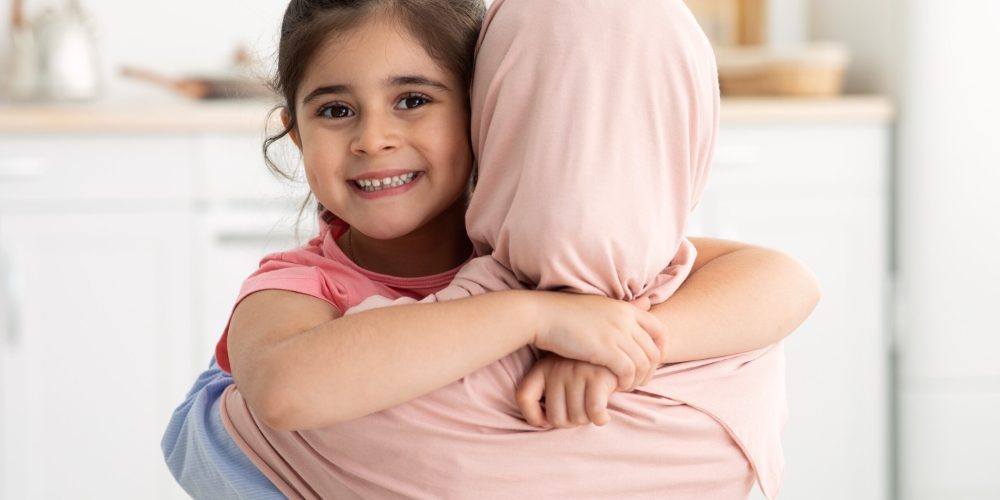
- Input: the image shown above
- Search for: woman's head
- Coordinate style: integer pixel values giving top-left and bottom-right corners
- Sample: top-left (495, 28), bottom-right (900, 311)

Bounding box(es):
top-left (264, 0), bottom-right (485, 237)
top-left (466, 0), bottom-right (719, 300)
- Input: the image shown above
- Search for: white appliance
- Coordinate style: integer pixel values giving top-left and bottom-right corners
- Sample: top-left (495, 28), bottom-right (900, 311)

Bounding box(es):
top-left (896, 1), bottom-right (1000, 499)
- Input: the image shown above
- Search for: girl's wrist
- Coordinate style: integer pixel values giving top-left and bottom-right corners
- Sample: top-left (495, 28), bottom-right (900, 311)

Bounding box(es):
top-left (517, 290), bottom-right (547, 347)
top-left (478, 289), bottom-right (543, 347)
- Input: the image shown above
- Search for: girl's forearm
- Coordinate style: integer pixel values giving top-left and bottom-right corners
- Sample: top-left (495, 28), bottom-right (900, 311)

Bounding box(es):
top-left (253, 291), bottom-right (538, 431)
top-left (652, 243), bottom-right (821, 364)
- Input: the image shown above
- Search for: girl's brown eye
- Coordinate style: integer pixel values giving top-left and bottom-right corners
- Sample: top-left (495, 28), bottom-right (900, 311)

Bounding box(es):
top-left (397, 95), bottom-right (429, 110)
top-left (318, 104), bottom-right (354, 119)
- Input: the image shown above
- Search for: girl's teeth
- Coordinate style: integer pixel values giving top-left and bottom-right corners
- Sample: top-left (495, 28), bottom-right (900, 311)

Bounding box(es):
top-left (355, 173), bottom-right (417, 192)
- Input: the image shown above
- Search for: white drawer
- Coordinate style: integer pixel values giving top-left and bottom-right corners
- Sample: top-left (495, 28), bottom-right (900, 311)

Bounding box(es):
top-left (713, 124), bottom-right (890, 191)
top-left (0, 135), bottom-right (196, 203)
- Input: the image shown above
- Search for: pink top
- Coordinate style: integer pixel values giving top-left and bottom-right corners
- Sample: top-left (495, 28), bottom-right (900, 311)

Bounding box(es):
top-left (213, 220), bottom-right (466, 373)
top-left (221, 0), bottom-right (787, 497)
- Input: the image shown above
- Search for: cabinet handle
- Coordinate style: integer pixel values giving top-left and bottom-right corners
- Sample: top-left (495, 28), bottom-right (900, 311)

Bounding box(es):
top-left (0, 246), bottom-right (18, 348)
top-left (0, 158), bottom-right (47, 181)
top-left (215, 232), bottom-right (297, 245)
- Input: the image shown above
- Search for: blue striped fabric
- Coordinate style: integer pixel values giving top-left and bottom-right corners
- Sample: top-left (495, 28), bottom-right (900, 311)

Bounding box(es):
top-left (161, 357), bottom-right (285, 499)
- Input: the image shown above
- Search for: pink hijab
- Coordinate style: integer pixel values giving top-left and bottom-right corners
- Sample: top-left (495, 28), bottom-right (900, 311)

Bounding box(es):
top-left (221, 0), bottom-right (787, 497)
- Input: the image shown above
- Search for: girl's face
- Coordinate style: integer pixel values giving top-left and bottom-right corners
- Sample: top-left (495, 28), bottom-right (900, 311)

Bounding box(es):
top-left (290, 15), bottom-right (473, 241)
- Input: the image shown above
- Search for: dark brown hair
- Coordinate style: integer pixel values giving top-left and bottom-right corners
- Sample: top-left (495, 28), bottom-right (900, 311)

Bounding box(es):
top-left (262, 0), bottom-right (486, 228)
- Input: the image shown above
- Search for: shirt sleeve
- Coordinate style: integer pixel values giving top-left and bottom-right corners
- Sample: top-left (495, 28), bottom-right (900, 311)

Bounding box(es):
top-left (214, 256), bottom-right (341, 373)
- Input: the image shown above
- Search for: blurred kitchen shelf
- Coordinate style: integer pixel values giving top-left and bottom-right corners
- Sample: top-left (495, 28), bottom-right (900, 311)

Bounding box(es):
top-left (0, 96), bottom-right (893, 134)
top-left (721, 95), bottom-right (894, 124)
top-left (0, 98), bottom-right (281, 134)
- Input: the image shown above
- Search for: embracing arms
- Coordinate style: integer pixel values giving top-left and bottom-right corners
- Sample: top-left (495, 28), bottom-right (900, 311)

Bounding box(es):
top-left (228, 237), bottom-right (819, 432)
top-left (228, 289), bottom-right (662, 431)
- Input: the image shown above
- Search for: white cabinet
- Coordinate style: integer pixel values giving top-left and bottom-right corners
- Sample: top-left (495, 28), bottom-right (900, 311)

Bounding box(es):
top-left (0, 211), bottom-right (194, 499)
top-left (693, 123), bottom-right (892, 500)
top-left (0, 135), bottom-right (197, 500)
top-left (0, 127), bottom-right (305, 500)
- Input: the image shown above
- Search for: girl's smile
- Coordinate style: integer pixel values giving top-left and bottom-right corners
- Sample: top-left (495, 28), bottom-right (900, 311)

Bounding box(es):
top-left (349, 170), bottom-right (423, 198)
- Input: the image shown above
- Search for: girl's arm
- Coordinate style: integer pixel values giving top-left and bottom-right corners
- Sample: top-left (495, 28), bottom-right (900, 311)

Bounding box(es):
top-left (653, 237), bottom-right (821, 364)
top-left (228, 289), bottom-right (662, 431)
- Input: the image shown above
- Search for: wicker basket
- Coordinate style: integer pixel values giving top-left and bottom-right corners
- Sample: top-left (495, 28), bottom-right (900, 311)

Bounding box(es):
top-left (715, 42), bottom-right (850, 97)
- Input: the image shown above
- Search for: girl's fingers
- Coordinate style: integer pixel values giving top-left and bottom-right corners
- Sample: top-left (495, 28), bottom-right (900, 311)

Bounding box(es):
top-left (585, 379), bottom-right (612, 426)
top-left (635, 309), bottom-right (669, 362)
top-left (629, 324), bottom-right (660, 384)
top-left (565, 376), bottom-right (588, 426)
top-left (609, 348), bottom-right (637, 391)
top-left (516, 368), bottom-right (549, 428)
top-left (617, 337), bottom-right (650, 391)
top-left (545, 382), bottom-right (569, 428)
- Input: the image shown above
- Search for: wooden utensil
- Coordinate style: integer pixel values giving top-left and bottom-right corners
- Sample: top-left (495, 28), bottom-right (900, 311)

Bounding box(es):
top-left (120, 66), bottom-right (272, 100)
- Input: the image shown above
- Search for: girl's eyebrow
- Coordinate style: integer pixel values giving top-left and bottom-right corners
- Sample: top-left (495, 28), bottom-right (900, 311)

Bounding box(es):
top-left (302, 75), bottom-right (451, 105)
top-left (302, 84), bottom-right (350, 105)
top-left (388, 75), bottom-right (451, 92)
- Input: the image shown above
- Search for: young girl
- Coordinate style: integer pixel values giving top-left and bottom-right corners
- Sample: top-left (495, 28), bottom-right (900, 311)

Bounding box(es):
top-left (164, 0), bottom-right (818, 498)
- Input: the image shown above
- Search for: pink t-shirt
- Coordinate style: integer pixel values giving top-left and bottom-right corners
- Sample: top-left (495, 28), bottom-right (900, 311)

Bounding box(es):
top-left (214, 219), bottom-right (469, 374)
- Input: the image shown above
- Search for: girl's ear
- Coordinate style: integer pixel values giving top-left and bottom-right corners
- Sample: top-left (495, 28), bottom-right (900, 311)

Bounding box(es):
top-left (282, 109), bottom-right (302, 149)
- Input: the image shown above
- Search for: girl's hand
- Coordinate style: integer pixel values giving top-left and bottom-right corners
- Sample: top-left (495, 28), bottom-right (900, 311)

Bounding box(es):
top-left (516, 353), bottom-right (619, 428)
top-left (530, 292), bottom-right (666, 391)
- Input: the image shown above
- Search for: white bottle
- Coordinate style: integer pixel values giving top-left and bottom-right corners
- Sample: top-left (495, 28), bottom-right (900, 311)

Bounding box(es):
top-left (34, 0), bottom-right (101, 100)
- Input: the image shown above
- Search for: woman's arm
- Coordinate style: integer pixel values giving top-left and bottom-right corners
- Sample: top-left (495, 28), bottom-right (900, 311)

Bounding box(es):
top-left (652, 237), bottom-right (821, 364)
top-left (228, 289), bottom-right (662, 431)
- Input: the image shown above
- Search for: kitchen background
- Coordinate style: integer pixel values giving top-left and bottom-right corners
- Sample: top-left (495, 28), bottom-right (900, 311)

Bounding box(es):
top-left (0, 0), bottom-right (996, 499)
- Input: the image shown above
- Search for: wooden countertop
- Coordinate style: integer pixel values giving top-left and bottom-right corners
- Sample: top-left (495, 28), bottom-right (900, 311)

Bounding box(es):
top-left (0, 99), bottom-right (281, 134)
top-left (720, 95), bottom-right (894, 125)
top-left (0, 95), bottom-right (894, 134)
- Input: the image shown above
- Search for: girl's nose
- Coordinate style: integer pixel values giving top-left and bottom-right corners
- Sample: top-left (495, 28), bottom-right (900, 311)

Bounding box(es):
top-left (350, 114), bottom-right (399, 156)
